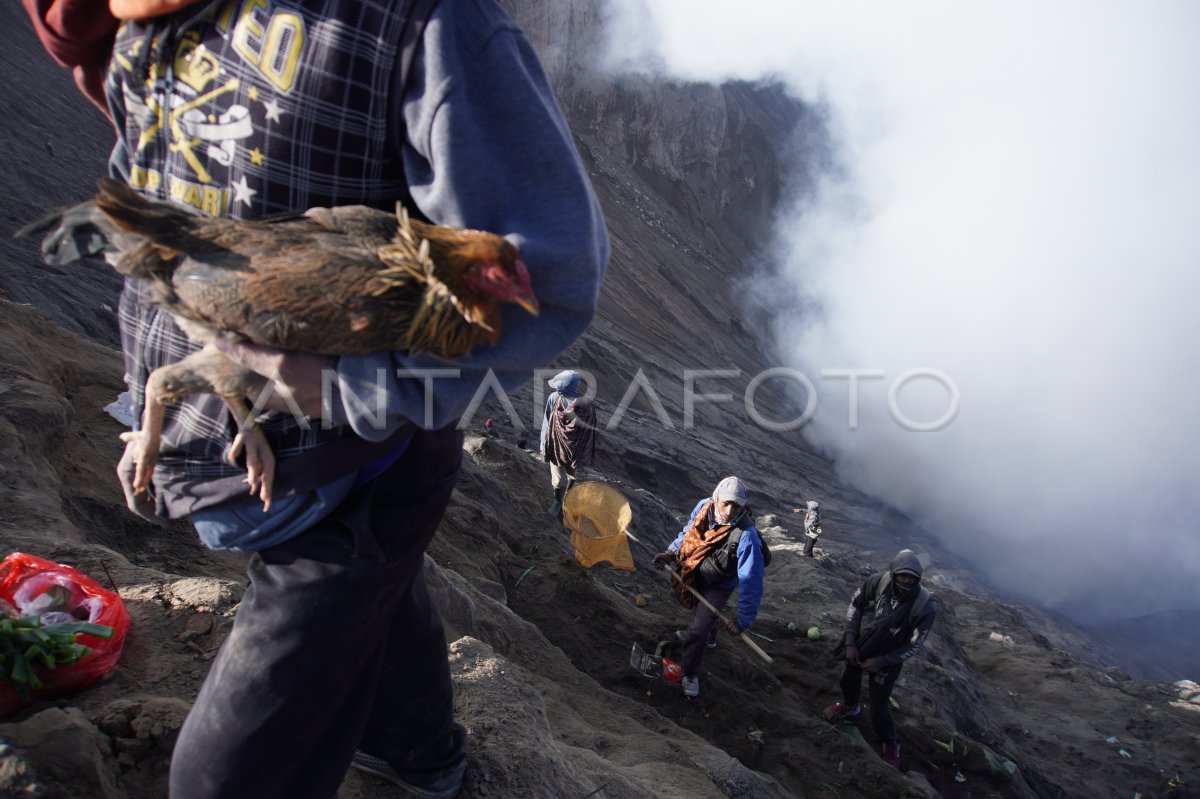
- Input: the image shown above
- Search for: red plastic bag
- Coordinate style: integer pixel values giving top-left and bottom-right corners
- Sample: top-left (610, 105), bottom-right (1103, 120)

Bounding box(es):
top-left (0, 553), bottom-right (131, 716)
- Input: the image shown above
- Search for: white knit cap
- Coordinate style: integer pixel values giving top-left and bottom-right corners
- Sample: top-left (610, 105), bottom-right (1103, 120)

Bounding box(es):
top-left (713, 476), bottom-right (747, 505)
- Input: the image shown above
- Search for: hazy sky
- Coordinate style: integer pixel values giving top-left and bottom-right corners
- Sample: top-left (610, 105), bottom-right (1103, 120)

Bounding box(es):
top-left (602, 1), bottom-right (1200, 621)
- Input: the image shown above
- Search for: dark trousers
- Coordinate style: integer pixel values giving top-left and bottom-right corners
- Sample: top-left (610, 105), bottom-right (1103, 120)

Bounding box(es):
top-left (840, 661), bottom-right (903, 743)
top-left (170, 426), bottom-right (465, 799)
top-left (802, 535), bottom-right (818, 557)
top-left (680, 585), bottom-right (734, 677)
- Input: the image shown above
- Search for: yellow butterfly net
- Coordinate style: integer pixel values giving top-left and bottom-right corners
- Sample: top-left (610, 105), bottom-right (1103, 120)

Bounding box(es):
top-left (562, 481), bottom-right (635, 571)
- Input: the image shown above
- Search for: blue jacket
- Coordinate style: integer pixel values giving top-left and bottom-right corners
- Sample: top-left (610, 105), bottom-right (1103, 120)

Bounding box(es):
top-left (668, 499), bottom-right (765, 630)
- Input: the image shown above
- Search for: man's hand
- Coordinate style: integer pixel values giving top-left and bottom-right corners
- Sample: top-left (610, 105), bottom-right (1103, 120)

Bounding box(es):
top-left (860, 657), bottom-right (880, 672)
top-left (651, 551), bottom-right (674, 570)
top-left (722, 618), bottom-right (742, 636)
top-left (844, 645), bottom-right (860, 665)
top-left (117, 437), bottom-right (165, 525)
top-left (215, 338), bottom-right (332, 418)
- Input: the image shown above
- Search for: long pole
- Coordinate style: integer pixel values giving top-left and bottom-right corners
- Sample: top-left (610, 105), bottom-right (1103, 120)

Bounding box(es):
top-left (668, 569), bottom-right (774, 665)
top-left (625, 530), bottom-right (775, 666)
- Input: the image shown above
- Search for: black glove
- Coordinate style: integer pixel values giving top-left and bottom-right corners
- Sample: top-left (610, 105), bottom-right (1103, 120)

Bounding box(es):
top-left (651, 551), bottom-right (674, 570)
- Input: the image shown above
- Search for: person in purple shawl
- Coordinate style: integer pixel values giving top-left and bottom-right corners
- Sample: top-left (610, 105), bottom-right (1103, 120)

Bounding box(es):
top-left (539, 370), bottom-right (597, 516)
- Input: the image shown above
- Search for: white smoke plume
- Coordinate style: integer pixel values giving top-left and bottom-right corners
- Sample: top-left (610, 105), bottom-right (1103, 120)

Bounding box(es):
top-left (601, 0), bottom-right (1200, 621)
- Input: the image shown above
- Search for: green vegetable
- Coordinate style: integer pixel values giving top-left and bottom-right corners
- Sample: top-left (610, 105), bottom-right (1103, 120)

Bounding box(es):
top-left (0, 615), bottom-right (114, 703)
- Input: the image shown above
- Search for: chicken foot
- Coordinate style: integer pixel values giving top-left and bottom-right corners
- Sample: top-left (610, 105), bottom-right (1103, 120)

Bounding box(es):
top-left (121, 344), bottom-right (276, 511)
top-left (222, 395), bottom-right (276, 511)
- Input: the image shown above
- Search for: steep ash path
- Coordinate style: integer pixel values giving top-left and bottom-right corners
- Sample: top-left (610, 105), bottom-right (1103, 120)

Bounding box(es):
top-left (0, 3), bottom-right (1195, 797)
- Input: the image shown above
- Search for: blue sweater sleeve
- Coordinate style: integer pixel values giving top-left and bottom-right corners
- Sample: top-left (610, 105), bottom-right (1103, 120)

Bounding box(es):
top-left (668, 499), bottom-right (708, 552)
top-left (734, 526), bottom-right (765, 630)
top-left (328, 0), bottom-right (609, 438)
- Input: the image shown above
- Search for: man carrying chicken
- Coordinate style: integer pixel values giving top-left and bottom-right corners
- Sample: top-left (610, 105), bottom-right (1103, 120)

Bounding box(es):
top-left (23, 1), bottom-right (608, 797)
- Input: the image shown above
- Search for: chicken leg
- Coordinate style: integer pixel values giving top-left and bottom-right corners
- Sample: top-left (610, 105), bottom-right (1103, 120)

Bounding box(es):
top-left (121, 344), bottom-right (276, 510)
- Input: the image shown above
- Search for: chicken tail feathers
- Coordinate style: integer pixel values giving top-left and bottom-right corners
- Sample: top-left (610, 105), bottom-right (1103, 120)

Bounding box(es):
top-left (94, 178), bottom-right (204, 251)
top-left (15, 179), bottom-right (204, 270)
top-left (14, 198), bottom-right (123, 268)
top-left (13, 205), bottom-right (78, 241)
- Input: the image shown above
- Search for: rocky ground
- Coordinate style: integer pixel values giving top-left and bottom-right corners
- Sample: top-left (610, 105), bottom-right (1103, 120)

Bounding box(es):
top-left (0, 2), bottom-right (1196, 798)
top-left (0, 329), bottom-right (1196, 798)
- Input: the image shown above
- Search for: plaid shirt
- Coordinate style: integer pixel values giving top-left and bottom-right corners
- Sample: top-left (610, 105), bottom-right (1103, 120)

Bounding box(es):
top-left (106, 0), bottom-right (421, 517)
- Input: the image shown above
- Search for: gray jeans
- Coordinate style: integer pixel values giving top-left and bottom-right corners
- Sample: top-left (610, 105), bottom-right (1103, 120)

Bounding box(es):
top-left (549, 460), bottom-right (575, 490)
top-left (679, 584), bottom-right (734, 677)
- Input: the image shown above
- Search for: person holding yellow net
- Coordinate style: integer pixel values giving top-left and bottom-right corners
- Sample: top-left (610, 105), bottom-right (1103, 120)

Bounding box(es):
top-left (651, 477), bottom-right (766, 698)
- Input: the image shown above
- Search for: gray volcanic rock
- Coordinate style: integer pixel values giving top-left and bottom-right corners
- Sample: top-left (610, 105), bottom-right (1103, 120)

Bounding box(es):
top-left (0, 7), bottom-right (121, 347)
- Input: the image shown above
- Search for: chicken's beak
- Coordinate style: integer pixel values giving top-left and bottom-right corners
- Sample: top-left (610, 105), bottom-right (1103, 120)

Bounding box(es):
top-left (515, 294), bottom-right (540, 316)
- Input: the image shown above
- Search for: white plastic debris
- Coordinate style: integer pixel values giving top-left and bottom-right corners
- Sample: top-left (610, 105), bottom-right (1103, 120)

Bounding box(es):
top-left (1173, 680), bottom-right (1199, 702)
top-left (1169, 680), bottom-right (1200, 713)
top-left (104, 391), bottom-right (135, 428)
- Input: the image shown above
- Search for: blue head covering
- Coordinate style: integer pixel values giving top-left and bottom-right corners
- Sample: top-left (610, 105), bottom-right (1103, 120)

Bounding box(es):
top-left (548, 370), bottom-right (581, 399)
top-left (713, 476), bottom-right (748, 505)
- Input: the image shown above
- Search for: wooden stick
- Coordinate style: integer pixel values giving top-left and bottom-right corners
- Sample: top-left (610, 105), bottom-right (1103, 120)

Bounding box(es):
top-left (668, 569), bottom-right (774, 665)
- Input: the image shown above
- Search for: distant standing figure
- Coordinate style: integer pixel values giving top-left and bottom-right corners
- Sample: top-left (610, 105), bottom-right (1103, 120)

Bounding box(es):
top-left (823, 549), bottom-right (938, 770)
top-left (539, 370), bottom-right (597, 515)
top-left (483, 418), bottom-right (497, 438)
top-left (792, 500), bottom-right (822, 557)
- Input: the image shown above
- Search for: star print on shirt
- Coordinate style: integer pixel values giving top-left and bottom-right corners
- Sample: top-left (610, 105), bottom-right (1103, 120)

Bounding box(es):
top-left (262, 98), bottom-right (284, 123)
top-left (231, 175), bottom-right (258, 209)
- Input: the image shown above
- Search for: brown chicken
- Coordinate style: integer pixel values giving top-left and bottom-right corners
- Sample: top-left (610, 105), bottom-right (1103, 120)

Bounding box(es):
top-left (24, 178), bottom-right (538, 509)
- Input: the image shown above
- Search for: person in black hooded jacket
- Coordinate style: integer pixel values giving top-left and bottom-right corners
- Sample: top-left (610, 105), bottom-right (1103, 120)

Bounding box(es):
top-left (823, 549), bottom-right (938, 770)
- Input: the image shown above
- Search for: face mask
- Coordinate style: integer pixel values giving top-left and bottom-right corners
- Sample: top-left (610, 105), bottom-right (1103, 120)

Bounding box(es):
top-left (713, 504), bottom-right (744, 525)
top-left (892, 572), bottom-right (919, 598)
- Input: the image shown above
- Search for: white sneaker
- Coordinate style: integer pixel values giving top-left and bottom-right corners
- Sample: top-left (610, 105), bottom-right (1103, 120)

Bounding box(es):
top-left (682, 675), bottom-right (700, 697)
